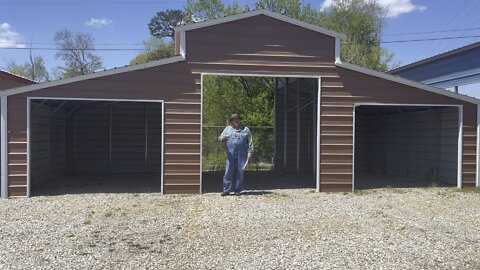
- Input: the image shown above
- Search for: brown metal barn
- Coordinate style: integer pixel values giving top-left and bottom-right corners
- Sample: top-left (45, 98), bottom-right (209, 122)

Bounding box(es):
top-left (1, 10), bottom-right (479, 198)
top-left (0, 71), bottom-right (34, 90)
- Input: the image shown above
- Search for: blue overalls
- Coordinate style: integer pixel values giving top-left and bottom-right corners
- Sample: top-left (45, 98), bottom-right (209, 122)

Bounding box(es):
top-left (220, 125), bottom-right (253, 193)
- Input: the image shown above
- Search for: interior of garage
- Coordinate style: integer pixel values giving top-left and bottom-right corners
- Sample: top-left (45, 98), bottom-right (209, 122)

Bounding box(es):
top-left (29, 99), bottom-right (163, 195)
top-left (354, 105), bottom-right (459, 189)
top-left (202, 76), bottom-right (318, 192)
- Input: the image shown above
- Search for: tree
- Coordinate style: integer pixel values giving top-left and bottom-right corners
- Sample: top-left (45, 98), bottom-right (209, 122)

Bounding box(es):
top-left (5, 52), bottom-right (49, 82)
top-left (54, 29), bottom-right (103, 77)
top-left (129, 37), bottom-right (175, 65)
top-left (254, 0), bottom-right (320, 24)
top-left (184, 0), bottom-right (246, 23)
top-left (319, 0), bottom-right (397, 71)
top-left (148, 9), bottom-right (186, 39)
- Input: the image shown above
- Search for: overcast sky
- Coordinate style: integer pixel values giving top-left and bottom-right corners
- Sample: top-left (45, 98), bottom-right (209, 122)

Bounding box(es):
top-left (1, 0), bottom-right (479, 95)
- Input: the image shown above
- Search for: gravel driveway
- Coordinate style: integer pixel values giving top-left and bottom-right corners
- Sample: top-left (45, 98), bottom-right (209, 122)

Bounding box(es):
top-left (0, 188), bottom-right (479, 269)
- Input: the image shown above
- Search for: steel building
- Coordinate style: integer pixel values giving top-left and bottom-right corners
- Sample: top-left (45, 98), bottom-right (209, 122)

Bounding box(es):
top-left (1, 10), bottom-right (479, 198)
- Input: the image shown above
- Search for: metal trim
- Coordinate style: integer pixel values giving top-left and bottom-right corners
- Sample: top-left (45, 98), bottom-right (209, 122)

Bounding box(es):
top-left (1, 56), bottom-right (185, 97)
top-left (458, 106), bottom-right (463, 188)
top-left (1, 96), bottom-right (8, 198)
top-left (316, 78), bottom-right (321, 192)
top-left (477, 105), bottom-right (480, 188)
top-left (337, 61), bottom-right (480, 105)
top-left (199, 74), bottom-right (204, 194)
top-left (26, 97), bottom-right (165, 197)
top-left (352, 103), bottom-right (464, 190)
top-left (174, 9), bottom-right (347, 39)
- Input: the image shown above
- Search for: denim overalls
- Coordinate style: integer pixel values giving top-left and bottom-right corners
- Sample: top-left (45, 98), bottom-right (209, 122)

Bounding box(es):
top-left (220, 125), bottom-right (253, 193)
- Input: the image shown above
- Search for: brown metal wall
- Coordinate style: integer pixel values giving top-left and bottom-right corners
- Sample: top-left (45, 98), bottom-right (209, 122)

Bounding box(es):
top-left (320, 67), bottom-right (477, 191)
top-left (7, 61), bottom-right (201, 196)
top-left (5, 14), bottom-right (478, 196)
top-left (0, 73), bottom-right (34, 91)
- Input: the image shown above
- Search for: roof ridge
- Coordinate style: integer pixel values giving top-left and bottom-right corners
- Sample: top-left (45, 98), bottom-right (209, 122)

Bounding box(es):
top-left (175, 9), bottom-right (347, 40)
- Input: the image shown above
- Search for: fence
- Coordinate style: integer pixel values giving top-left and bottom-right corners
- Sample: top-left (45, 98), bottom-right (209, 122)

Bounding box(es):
top-left (202, 126), bottom-right (274, 172)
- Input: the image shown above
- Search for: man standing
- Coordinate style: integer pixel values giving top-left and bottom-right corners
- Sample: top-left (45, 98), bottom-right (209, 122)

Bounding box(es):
top-left (218, 114), bottom-right (254, 196)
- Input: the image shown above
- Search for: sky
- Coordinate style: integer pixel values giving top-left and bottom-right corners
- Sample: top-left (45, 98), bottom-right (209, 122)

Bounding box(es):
top-left (1, 0), bottom-right (479, 95)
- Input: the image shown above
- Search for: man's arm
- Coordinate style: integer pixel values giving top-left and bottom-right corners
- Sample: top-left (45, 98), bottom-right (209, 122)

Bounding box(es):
top-left (246, 127), bottom-right (254, 159)
top-left (218, 126), bottom-right (230, 142)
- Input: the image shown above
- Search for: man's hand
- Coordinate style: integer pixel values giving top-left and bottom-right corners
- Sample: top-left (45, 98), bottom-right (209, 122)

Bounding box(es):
top-left (247, 153), bottom-right (252, 161)
top-left (219, 133), bottom-right (230, 142)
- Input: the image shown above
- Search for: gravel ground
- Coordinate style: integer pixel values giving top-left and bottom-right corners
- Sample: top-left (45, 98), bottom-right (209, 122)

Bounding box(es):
top-left (1, 187), bottom-right (479, 269)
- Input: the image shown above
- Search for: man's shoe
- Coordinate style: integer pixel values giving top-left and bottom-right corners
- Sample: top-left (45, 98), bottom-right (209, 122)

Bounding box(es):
top-left (234, 191), bottom-right (241, 196)
top-left (221, 192), bottom-right (229, 196)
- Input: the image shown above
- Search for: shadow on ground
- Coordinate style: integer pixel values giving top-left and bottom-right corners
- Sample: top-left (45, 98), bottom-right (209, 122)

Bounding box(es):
top-left (32, 173), bottom-right (162, 196)
top-left (202, 171), bottom-right (316, 194)
top-left (354, 172), bottom-right (456, 190)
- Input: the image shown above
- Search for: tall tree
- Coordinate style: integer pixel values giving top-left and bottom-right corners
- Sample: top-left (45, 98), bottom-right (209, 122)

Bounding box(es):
top-left (129, 37), bottom-right (175, 65)
top-left (6, 52), bottom-right (49, 82)
top-left (254, 0), bottom-right (320, 24)
top-left (184, 0), bottom-right (246, 22)
top-left (319, 0), bottom-right (396, 71)
top-left (148, 9), bottom-right (186, 39)
top-left (54, 29), bottom-right (103, 77)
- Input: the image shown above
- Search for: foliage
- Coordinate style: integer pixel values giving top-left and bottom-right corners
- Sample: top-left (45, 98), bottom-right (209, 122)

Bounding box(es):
top-left (319, 0), bottom-right (398, 71)
top-left (54, 29), bottom-right (103, 77)
top-left (202, 75), bottom-right (275, 171)
top-left (203, 75), bottom-right (274, 127)
top-left (129, 37), bottom-right (175, 65)
top-left (184, 0), bottom-right (247, 22)
top-left (254, 0), bottom-right (320, 24)
top-left (148, 9), bottom-right (186, 39)
top-left (5, 54), bottom-right (49, 83)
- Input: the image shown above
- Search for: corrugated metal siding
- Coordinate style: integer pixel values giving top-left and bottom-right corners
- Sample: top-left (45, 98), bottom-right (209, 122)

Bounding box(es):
top-left (355, 107), bottom-right (458, 185)
top-left (7, 61), bottom-right (200, 196)
top-left (74, 106), bottom-right (110, 173)
top-left (0, 74), bottom-right (33, 91)
top-left (274, 78), bottom-right (317, 174)
top-left (321, 67), bottom-right (477, 191)
top-left (5, 14), bottom-right (479, 196)
top-left (30, 104), bottom-right (67, 186)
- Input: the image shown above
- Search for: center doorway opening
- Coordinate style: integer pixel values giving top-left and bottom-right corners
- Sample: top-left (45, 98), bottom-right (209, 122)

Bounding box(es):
top-left (201, 75), bottom-right (319, 193)
top-left (28, 98), bottom-right (164, 196)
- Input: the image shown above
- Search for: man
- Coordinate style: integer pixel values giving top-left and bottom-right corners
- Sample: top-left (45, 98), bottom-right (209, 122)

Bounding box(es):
top-left (218, 114), bottom-right (254, 196)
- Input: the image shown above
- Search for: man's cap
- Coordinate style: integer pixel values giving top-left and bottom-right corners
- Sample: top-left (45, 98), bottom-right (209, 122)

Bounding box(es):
top-left (229, 113), bottom-right (241, 122)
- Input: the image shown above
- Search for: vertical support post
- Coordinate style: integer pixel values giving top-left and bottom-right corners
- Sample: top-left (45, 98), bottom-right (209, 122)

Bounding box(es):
top-left (273, 78), bottom-right (277, 174)
top-left (144, 103), bottom-right (148, 170)
top-left (161, 101), bottom-right (165, 195)
top-left (26, 98), bottom-right (30, 197)
top-left (73, 111), bottom-right (77, 174)
top-left (109, 104), bottom-right (112, 171)
top-left (199, 74), bottom-right (204, 194)
top-left (283, 78), bottom-right (287, 172)
top-left (352, 105), bottom-right (355, 192)
top-left (296, 80), bottom-right (300, 175)
top-left (477, 104), bottom-right (480, 188)
top-left (316, 78), bottom-right (321, 192)
top-left (1, 96), bottom-right (8, 198)
top-left (312, 79), bottom-right (316, 177)
top-left (458, 106), bottom-right (463, 188)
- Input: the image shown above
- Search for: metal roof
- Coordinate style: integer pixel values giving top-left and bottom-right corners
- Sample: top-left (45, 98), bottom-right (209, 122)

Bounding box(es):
top-left (175, 9), bottom-right (347, 40)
